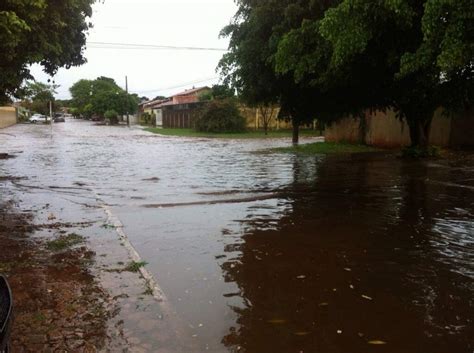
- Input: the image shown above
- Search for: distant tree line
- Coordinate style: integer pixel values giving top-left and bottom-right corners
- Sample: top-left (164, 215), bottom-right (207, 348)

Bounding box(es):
top-left (219, 0), bottom-right (473, 146)
top-left (69, 77), bottom-right (140, 123)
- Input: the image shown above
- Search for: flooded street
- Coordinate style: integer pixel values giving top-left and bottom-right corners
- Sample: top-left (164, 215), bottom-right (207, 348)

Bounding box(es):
top-left (1, 119), bottom-right (473, 352)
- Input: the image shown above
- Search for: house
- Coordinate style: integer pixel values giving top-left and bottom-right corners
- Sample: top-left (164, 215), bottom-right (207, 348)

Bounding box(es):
top-left (139, 87), bottom-right (210, 127)
top-left (169, 86), bottom-right (211, 105)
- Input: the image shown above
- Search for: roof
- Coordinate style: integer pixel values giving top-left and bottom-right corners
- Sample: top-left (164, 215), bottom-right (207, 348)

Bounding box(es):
top-left (171, 86), bottom-right (210, 98)
top-left (142, 98), bottom-right (170, 109)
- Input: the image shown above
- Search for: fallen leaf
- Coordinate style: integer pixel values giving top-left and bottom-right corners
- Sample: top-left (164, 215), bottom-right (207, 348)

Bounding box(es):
top-left (368, 340), bottom-right (387, 345)
top-left (294, 331), bottom-right (310, 336)
top-left (267, 319), bottom-right (286, 324)
top-left (361, 295), bottom-right (373, 301)
top-left (296, 275), bottom-right (306, 279)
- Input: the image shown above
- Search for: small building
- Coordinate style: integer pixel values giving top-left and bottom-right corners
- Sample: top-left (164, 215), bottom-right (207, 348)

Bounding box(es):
top-left (169, 87), bottom-right (211, 105)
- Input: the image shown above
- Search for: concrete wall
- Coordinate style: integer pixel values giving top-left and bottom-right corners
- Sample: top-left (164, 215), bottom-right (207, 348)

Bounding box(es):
top-left (239, 105), bottom-right (292, 130)
top-left (0, 107), bottom-right (17, 129)
top-left (325, 108), bottom-right (473, 147)
top-left (325, 116), bottom-right (362, 144)
top-left (450, 109), bottom-right (474, 147)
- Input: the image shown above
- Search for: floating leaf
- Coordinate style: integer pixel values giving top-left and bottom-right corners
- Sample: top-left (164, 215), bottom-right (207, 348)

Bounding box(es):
top-left (368, 340), bottom-right (386, 345)
top-left (294, 331), bottom-right (310, 336)
top-left (267, 319), bottom-right (286, 324)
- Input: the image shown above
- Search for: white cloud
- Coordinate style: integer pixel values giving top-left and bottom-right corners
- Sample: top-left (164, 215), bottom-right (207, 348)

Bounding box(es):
top-left (30, 0), bottom-right (237, 99)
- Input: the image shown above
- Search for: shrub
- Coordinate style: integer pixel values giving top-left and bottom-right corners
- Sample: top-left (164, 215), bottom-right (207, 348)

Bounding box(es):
top-left (401, 145), bottom-right (440, 158)
top-left (104, 109), bottom-right (118, 125)
top-left (195, 100), bottom-right (246, 133)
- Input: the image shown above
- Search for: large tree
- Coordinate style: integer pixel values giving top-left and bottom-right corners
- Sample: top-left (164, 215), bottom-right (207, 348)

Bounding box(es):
top-left (219, 0), bottom-right (334, 143)
top-left (70, 77), bottom-right (139, 121)
top-left (21, 81), bottom-right (58, 115)
top-left (0, 0), bottom-right (94, 104)
top-left (276, 0), bottom-right (473, 147)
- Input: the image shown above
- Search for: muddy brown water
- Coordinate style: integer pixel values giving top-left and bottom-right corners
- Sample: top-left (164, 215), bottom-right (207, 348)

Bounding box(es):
top-left (1, 120), bottom-right (473, 352)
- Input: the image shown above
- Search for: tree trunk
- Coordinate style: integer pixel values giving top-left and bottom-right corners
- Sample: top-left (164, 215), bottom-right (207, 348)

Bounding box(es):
top-left (263, 123), bottom-right (268, 135)
top-left (408, 118), bottom-right (432, 148)
top-left (292, 121), bottom-right (299, 145)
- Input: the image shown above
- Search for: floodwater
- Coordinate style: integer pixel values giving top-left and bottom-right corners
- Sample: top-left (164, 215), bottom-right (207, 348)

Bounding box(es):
top-left (1, 119), bottom-right (473, 352)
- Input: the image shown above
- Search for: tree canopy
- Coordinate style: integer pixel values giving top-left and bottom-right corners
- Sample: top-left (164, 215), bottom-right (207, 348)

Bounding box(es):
top-left (69, 77), bottom-right (139, 119)
top-left (221, 0), bottom-right (473, 147)
top-left (21, 81), bottom-right (58, 115)
top-left (0, 0), bottom-right (95, 104)
top-left (219, 0), bottom-right (363, 143)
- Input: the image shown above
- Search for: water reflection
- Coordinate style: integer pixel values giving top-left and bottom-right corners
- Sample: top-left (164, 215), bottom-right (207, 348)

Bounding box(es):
top-left (221, 155), bottom-right (474, 353)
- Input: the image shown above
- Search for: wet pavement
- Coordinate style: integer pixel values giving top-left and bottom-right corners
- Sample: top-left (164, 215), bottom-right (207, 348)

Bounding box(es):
top-left (0, 119), bottom-right (473, 352)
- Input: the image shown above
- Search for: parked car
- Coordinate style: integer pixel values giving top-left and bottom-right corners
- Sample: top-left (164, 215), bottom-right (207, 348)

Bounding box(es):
top-left (29, 114), bottom-right (50, 123)
top-left (53, 115), bottom-right (65, 123)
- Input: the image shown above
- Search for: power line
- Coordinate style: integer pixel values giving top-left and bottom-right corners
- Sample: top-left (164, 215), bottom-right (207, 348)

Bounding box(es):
top-left (135, 77), bottom-right (219, 95)
top-left (87, 41), bottom-right (228, 52)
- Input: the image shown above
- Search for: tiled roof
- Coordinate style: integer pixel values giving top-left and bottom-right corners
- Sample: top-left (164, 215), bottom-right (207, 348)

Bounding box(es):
top-left (171, 86), bottom-right (210, 97)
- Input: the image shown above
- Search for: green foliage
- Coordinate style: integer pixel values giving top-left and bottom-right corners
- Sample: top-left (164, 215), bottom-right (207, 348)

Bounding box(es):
top-left (46, 233), bottom-right (85, 251)
top-left (197, 84), bottom-right (235, 102)
top-left (104, 109), bottom-right (118, 125)
top-left (141, 112), bottom-right (155, 125)
top-left (273, 0), bottom-right (473, 147)
top-left (145, 127), bottom-right (320, 139)
top-left (124, 261), bottom-right (148, 273)
top-left (195, 100), bottom-right (246, 133)
top-left (211, 84), bottom-right (235, 100)
top-left (198, 91), bottom-right (213, 102)
top-left (69, 77), bottom-right (139, 118)
top-left (219, 0), bottom-right (350, 143)
top-left (401, 145), bottom-right (440, 158)
top-left (21, 81), bottom-right (57, 115)
top-left (104, 109), bottom-right (118, 119)
top-left (0, 0), bottom-right (94, 104)
top-left (274, 142), bottom-right (381, 154)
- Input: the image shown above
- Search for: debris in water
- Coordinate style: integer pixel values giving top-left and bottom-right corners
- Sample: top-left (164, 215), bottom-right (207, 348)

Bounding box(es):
top-left (368, 340), bottom-right (387, 345)
top-left (296, 275), bottom-right (306, 279)
top-left (267, 319), bottom-right (286, 324)
top-left (294, 331), bottom-right (310, 336)
top-left (361, 295), bottom-right (373, 301)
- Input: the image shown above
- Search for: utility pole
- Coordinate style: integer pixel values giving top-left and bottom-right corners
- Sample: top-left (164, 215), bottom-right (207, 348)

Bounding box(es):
top-left (125, 76), bottom-right (130, 126)
top-left (49, 100), bottom-right (53, 137)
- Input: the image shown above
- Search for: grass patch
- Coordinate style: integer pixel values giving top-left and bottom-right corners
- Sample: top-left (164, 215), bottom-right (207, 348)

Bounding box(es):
top-left (33, 311), bottom-right (46, 323)
top-left (123, 261), bottom-right (148, 273)
top-left (273, 142), bottom-right (383, 154)
top-left (144, 127), bottom-right (321, 139)
top-left (45, 233), bottom-right (85, 251)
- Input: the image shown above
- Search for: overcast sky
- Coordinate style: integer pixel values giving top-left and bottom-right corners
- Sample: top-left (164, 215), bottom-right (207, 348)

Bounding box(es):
top-left (30, 0), bottom-right (237, 100)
